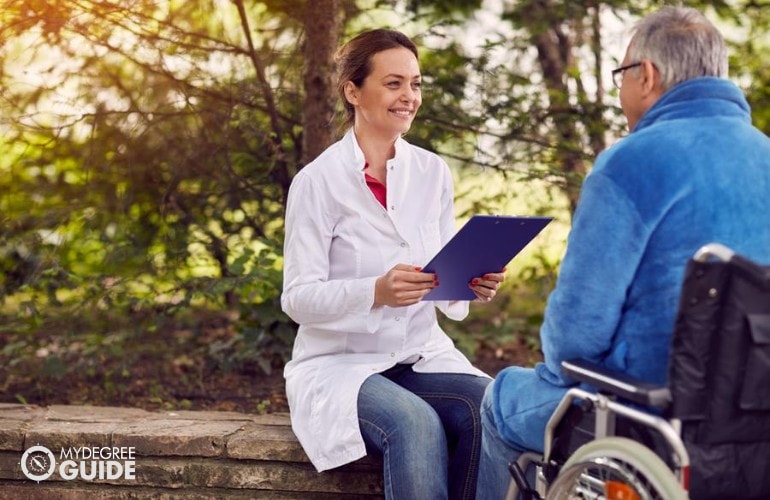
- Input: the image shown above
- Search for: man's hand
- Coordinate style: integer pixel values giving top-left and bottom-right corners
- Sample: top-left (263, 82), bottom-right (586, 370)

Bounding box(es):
top-left (374, 264), bottom-right (437, 307)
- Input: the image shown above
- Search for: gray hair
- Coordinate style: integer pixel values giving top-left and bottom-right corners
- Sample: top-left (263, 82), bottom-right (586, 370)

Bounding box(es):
top-left (628, 6), bottom-right (728, 90)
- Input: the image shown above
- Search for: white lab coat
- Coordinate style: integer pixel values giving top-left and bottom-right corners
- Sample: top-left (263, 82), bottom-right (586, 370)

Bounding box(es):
top-left (281, 130), bottom-right (489, 472)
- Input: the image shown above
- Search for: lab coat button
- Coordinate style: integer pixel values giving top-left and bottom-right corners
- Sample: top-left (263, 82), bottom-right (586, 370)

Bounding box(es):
top-left (390, 205), bottom-right (395, 210)
top-left (395, 316), bottom-right (400, 322)
top-left (400, 242), bottom-right (406, 247)
top-left (390, 352), bottom-right (395, 357)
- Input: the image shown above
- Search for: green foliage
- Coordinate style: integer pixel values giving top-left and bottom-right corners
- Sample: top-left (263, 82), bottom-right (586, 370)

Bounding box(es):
top-left (208, 298), bottom-right (296, 375)
top-left (0, 0), bottom-right (767, 402)
top-left (375, 0), bottom-right (482, 20)
top-left (0, 0), bottom-right (302, 375)
top-left (720, 0), bottom-right (770, 134)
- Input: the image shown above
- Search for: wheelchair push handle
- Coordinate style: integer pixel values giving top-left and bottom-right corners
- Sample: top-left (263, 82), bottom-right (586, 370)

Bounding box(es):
top-left (694, 242), bottom-right (770, 287)
top-left (693, 243), bottom-right (734, 263)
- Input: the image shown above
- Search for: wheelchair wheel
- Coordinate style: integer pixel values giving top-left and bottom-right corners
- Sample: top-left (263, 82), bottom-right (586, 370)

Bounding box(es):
top-left (545, 437), bottom-right (686, 500)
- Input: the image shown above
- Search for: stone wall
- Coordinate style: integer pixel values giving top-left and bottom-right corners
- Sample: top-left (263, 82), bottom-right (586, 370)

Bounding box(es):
top-left (0, 404), bottom-right (383, 498)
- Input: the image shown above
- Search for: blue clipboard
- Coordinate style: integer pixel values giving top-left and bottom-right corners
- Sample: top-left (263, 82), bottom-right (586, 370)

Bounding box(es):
top-left (422, 215), bottom-right (553, 300)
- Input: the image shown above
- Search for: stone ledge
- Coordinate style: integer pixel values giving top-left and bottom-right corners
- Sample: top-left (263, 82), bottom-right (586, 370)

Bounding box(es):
top-left (0, 403), bottom-right (383, 498)
top-left (0, 483), bottom-right (379, 499)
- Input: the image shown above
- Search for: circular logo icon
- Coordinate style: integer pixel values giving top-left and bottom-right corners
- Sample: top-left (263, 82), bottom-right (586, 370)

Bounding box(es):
top-left (20, 445), bottom-right (56, 482)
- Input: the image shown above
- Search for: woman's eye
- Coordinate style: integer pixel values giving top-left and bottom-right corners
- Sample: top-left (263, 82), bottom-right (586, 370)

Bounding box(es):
top-left (411, 82), bottom-right (422, 90)
top-left (387, 81), bottom-right (400, 87)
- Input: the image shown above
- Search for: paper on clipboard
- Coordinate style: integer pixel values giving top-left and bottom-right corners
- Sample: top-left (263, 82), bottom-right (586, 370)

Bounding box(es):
top-left (422, 215), bottom-right (553, 300)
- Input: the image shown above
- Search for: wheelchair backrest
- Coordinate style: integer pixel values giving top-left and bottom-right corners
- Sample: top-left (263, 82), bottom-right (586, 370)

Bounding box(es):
top-left (667, 252), bottom-right (770, 444)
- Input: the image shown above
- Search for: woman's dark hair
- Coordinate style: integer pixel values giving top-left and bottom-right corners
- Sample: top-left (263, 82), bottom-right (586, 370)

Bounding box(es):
top-left (335, 29), bottom-right (419, 129)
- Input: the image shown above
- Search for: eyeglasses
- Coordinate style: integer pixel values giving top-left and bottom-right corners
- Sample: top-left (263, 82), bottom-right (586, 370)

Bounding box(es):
top-left (611, 62), bottom-right (642, 89)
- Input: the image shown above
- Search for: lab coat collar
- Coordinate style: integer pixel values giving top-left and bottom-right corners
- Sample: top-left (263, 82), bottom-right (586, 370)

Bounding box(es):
top-left (342, 128), bottom-right (410, 171)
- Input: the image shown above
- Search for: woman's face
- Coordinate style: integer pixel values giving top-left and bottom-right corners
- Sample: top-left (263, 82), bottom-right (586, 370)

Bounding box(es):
top-left (346, 47), bottom-right (422, 140)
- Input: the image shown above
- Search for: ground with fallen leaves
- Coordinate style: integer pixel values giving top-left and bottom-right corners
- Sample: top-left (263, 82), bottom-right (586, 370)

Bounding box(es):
top-left (0, 311), bottom-right (541, 415)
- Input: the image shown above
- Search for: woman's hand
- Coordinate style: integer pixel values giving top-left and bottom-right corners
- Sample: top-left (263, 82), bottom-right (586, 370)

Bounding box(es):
top-left (374, 264), bottom-right (437, 307)
top-left (468, 269), bottom-right (506, 302)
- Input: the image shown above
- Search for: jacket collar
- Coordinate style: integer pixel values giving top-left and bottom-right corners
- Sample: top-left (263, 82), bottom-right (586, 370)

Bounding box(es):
top-left (634, 77), bottom-right (751, 133)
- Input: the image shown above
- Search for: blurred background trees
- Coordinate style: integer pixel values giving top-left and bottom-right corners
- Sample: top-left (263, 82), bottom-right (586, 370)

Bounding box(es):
top-left (0, 0), bottom-right (767, 400)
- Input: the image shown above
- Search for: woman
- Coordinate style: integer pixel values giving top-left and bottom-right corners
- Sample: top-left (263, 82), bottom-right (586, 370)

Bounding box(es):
top-left (281, 29), bottom-right (504, 500)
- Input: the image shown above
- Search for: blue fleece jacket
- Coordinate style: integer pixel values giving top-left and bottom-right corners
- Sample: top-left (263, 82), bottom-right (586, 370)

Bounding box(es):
top-left (491, 77), bottom-right (770, 452)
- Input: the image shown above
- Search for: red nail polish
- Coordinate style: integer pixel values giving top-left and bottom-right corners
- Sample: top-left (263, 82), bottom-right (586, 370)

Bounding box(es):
top-left (471, 278), bottom-right (479, 285)
top-left (483, 274), bottom-right (489, 280)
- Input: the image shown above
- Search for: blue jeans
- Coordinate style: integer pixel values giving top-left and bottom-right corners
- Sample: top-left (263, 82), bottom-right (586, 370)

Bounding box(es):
top-left (357, 363), bottom-right (491, 500)
top-left (476, 382), bottom-right (530, 500)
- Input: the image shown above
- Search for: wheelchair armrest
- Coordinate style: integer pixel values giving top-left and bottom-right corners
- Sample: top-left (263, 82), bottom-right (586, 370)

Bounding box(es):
top-left (562, 359), bottom-right (672, 409)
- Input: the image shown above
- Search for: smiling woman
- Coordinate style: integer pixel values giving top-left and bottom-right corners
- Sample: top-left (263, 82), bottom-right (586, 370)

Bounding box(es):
top-left (280, 28), bottom-right (505, 500)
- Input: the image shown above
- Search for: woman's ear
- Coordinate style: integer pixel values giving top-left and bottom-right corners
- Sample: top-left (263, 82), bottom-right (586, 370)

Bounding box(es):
top-left (343, 81), bottom-right (359, 106)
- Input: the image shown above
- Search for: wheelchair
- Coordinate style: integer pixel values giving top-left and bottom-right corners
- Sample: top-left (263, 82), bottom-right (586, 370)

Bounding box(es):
top-left (508, 243), bottom-right (770, 500)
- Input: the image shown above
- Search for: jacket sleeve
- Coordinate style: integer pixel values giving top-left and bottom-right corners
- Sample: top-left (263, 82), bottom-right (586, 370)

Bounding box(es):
top-left (281, 172), bottom-right (383, 333)
top-left (535, 166), bottom-right (650, 386)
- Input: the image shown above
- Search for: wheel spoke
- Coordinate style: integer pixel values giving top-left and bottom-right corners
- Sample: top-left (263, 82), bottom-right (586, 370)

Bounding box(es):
top-left (545, 438), bottom-right (686, 500)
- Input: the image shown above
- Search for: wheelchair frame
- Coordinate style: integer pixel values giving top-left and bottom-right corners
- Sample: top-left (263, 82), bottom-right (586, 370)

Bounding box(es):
top-left (507, 243), bottom-right (743, 500)
top-left (508, 374), bottom-right (690, 499)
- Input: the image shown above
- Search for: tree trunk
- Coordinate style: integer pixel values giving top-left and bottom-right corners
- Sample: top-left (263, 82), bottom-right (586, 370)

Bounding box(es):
top-left (528, 0), bottom-right (589, 215)
top-left (301, 0), bottom-right (342, 167)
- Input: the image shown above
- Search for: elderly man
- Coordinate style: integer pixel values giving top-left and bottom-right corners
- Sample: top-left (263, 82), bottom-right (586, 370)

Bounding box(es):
top-left (476, 6), bottom-right (770, 499)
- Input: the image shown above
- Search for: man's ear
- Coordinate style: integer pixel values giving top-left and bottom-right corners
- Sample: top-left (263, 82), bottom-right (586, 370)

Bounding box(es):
top-left (343, 81), bottom-right (359, 106)
top-left (640, 59), bottom-right (662, 98)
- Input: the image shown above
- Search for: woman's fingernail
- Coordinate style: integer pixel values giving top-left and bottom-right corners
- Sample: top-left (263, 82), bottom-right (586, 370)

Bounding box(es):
top-left (483, 274), bottom-right (489, 280)
top-left (471, 278), bottom-right (479, 285)
top-left (415, 266), bottom-right (423, 272)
